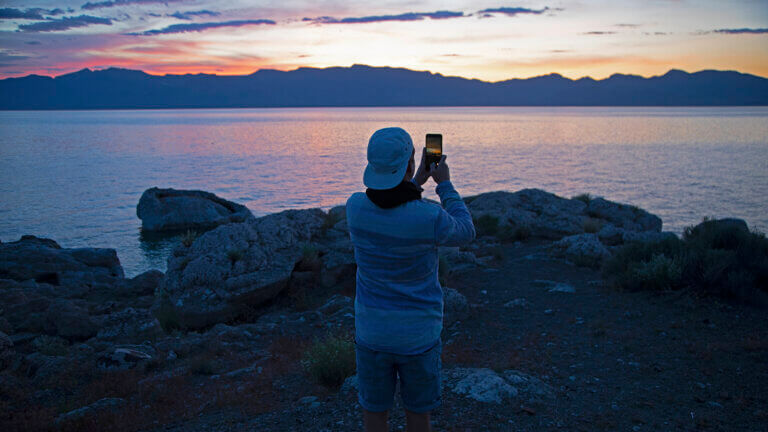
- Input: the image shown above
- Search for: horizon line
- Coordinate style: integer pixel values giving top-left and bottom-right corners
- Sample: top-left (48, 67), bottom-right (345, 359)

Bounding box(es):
top-left (3, 64), bottom-right (766, 83)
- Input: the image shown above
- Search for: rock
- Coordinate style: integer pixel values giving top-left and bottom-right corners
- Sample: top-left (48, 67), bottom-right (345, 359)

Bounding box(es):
top-left (95, 307), bottom-right (163, 343)
top-left (97, 345), bottom-right (154, 370)
top-left (341, 374), bottom-right (359, 393)
top-left (451, 368), bottom-right (518, 403)
top-left (467, 189), bottom-right (586, 240)
top-left (504, 298), bottom-right (530, 308)
top-left (56, 397), bottom-right (126, 425)
top-left (137, 187), bottom-right (255, 232)
top-left (317, 295), bottom-right (353, 316)
top-left (533, 280), bottom-right (576, 294)
top-left (43, 300), bottom-right (97, 341)
top-left (586, 198), bottom-right (662, 232)
top-left (16, 352), bottom-right (67, 381)
top-left (298, 396), bottom-right (319, 404)
top-left (0, 235), bottom-right (124, 284)
top-left (155, 208), bottom-right (327, 329)
top-left (597, 224), bottom-right (625, 246)
top-left (550, 234), bottom-right (610, 268)
top-left (443, 287), bottom-right (469, 326)
top-left (127, 269), bottom-right (165, 296)
top-left (502, 370), bottom-right (555, 403)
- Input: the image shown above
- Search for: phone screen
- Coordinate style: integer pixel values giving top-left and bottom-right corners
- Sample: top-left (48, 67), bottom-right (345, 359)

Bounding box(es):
top-left (426, 134), bottom-right (442, 167)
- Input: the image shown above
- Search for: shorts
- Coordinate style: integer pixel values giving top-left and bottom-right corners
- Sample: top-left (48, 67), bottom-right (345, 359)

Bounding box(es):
top-left (354, 339), bottom-right (442, 413)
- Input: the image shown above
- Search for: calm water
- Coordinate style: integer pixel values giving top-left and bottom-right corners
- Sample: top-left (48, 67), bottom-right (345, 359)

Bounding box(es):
top-left (1, 107), bottom-right (767, 277)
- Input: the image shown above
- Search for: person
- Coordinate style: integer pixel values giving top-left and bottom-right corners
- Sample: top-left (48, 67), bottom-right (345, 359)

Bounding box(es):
top-left (346, 127), bottom-right (476, 432)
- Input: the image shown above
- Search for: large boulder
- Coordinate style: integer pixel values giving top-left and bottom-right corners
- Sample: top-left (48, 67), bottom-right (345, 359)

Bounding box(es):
top-left (550, 233), bottom-right (611, 268)
top-left (43, 299), bottom-right (98, 341)
top-left (586, 197), bottom-right (662, 232)
top-left (155, 208), bottom-right (327, 330)
top-left (0, 235), bottom-right (124, 284)
top-left (137, 187), bottom-right (255, 232)
top-left (466, 189), bottom-right (586, 240)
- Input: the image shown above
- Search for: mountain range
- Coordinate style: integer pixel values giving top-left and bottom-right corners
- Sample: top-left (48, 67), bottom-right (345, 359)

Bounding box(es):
top-left (1, 64), bottom-right (767, 109)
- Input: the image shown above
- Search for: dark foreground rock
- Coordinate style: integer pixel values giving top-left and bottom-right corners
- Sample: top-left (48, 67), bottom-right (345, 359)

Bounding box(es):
top-left (137, 186), bottom-right (255, 232)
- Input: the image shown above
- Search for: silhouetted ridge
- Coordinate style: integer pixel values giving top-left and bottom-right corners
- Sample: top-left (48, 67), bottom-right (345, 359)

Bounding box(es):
top-left (1, 65), bottom-right (766, 109)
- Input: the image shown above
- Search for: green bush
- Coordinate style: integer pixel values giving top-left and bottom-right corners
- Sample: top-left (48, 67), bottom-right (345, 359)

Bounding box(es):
top-left (572, 193), bottom-right (593, 205)
top-left (180, 229), bottom-right (199, 248)
top-left (474, 214), bottom-right (499, 237)
top-left (301, 333), bottom-right (356, 388)
top-left (603, 218), bottom-right (768, 304)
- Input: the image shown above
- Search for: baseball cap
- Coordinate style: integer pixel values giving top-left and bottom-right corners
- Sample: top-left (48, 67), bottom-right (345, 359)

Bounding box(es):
top-left (363, 127), bottom-right (414, 190)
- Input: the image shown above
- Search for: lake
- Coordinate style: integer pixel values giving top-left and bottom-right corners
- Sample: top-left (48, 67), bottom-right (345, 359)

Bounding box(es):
top-left (1, 107), bottom-right (766, 277)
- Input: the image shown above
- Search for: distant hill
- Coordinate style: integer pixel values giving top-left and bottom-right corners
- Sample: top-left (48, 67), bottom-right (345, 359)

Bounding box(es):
top-left (1, 65), bottom-right (767, 109)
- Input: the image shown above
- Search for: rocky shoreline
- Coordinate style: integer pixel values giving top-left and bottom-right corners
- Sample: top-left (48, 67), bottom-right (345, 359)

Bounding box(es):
top-left (1, 187), bottom-right (765, 431)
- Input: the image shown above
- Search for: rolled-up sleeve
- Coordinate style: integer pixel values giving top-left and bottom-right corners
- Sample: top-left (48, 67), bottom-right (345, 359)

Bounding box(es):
top-left (434, 180), bottom-right (476, 246)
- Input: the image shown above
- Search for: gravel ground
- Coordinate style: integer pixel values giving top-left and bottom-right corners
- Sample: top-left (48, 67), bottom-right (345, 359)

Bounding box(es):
top-left (150, 240), bottom-right (768, 432)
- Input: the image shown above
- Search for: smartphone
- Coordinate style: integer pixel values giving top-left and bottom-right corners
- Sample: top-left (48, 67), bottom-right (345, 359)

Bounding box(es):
top-left (425, 134), bottom-right (442, 168)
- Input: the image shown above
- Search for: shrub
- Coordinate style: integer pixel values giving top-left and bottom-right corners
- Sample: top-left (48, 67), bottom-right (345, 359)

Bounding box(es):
top-left (189, 355), bottom-right (216, 375)
top-left (296, 244), bottom-right (322, 272)
top-left (301, 333), bottom-right (356, 388)
top-left (603, 218), bottom-right (768, 304)
top-left (474, 214), bottom-right (500, 237)
top-left (32, 335), bottom-right (69, 356)
top-left (180, 229), bottom-right (199, 248)
top-left (153, 289), bottom-right (182, 332)
top-left (572, 193), bottom-right (592, 205)
top-left (583, 217), bottom-right (603, 234)
top-left (438, 255), bottom-right (449, 286)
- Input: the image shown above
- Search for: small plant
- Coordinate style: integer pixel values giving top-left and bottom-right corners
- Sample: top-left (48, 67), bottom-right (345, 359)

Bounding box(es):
top-left (630, 253), bottom-right (683, 291)
top-left (572, 193), bottom-right (592, 205)
top-left (583, 217), bottom-right (603, 234)
top-left (301, 333), bottom-right (356, 388)
top-left (153, 290), bottom-right (182, 332)
top-left (32, 335), bottom-right (69, 356)
top-left (295, 244), bottom-right (322, 272)
top-left (438, 255), bottom-right (450, 286)
top-left (180, 229), bottom-right (199, 248)
top-left (227, 248), bottom-right (244, 264)
top-left (474, 214), bottom-right (500, 237)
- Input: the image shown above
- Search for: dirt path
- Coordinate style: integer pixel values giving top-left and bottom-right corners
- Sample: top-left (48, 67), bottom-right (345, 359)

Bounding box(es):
top-left (155, 240), bottom-right (768, 432)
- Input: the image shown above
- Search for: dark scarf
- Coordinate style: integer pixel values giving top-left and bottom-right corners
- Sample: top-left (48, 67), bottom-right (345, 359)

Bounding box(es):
top-left (366, 180), bottom-right (422, 209)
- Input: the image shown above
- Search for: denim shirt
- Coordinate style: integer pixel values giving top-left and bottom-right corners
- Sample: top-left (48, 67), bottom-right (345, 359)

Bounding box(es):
top-left (346, 180), bottom-right (475, 354)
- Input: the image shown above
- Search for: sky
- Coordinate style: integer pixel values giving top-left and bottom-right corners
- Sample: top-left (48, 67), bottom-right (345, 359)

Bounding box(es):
top-left (0, 0), bottom-right (766, 81)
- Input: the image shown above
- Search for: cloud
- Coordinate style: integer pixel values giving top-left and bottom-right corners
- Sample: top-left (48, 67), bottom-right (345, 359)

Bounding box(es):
top-left (0, 52), bottom-right (31, 67)
top-left (614, 23), bottom-right (641, 28)
top-left (25, 40), bottom-right (42, 45)
top-left (712, 28), bottom-right (768, 34)
top-left (132, 19), bottom-right (275, 35)
top-left (477, 7), bottom-right (554, 17)
top-left (0, 8), bottom-right (65, 19)
top-left (82, 0), bottom-right (186, 10)
top-left (582, 31), bottom-right (616, 35)
top-left (168, 10), bottom-right (220, 20)
top-left (302, 10), bottom-right (465, 24)
top-left (17, 15), bottom-right (112, 32)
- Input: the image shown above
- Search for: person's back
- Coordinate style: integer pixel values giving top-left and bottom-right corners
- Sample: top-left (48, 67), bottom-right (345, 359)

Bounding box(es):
top-left (346, 127), bottom-right (475, 432)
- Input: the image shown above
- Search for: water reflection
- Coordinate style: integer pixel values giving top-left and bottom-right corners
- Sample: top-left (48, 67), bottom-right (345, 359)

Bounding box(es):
top-left (1, 107), bottom-right (766, 277)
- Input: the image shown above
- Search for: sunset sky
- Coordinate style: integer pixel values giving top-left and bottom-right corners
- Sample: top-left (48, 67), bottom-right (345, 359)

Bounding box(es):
top-left (0, 0), bottom-right (766, 81)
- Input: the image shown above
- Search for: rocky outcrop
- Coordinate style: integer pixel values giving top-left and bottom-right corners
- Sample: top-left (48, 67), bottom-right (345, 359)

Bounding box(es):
top-left (137, 187), bottom-right (255, 232)
top-left (0, 235), bottom-right (124, 284)
top-left (586, 197), bottom-right (662, 232)
top-left (155, 208), bottom-right (327, 330)
top-left (466, 189), bottom-right (586, 240)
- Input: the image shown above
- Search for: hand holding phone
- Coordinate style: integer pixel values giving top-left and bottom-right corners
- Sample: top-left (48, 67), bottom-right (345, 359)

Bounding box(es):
top-left (425, 134), bottom-right (442, 168)
top-left (431, 154), bottom-right (450, 184)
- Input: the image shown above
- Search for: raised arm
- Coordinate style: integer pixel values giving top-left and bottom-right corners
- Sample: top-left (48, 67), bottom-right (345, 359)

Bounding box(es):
top-left (430, 155), bottom-right (475, 246)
